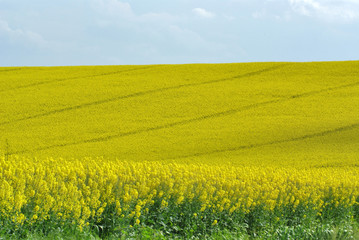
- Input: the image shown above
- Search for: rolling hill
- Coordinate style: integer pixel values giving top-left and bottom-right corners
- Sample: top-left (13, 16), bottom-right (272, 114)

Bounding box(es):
top-left (1, 61), bottom-right (359, 167)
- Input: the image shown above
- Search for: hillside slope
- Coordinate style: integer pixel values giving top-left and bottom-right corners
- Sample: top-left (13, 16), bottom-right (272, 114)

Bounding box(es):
top-left (1, 61), bottom-right (359, 167)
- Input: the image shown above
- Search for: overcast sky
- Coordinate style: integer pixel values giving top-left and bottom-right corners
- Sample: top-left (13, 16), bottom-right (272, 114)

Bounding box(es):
top-left (1, 0), bottom-right (359, 66)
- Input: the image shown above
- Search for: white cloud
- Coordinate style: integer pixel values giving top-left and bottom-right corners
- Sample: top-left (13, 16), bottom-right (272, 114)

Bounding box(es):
top-left (249, 0), bottom-right (359, 22)
top-left (0, 19), bottom-right (47, 46)
top-left (192, 8), bottom-right (215, 18)
top-left (289, 0), bottom-right (359, 21)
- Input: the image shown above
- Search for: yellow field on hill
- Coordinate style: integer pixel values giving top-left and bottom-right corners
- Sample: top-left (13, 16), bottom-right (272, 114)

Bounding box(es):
top-left (1, 61), bottom-right (359, 167)
top-left (1, 61), bottom-right (359, 237)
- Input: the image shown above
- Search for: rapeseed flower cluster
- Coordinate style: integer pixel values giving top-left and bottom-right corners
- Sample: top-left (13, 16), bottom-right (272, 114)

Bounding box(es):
top-left (1, 154), bottom-right (359, 230)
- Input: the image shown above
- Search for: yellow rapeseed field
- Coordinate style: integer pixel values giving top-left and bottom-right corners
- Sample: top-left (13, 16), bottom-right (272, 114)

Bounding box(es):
top-left (0, 61), bottom-right (359, 237)
top-left (1, 155), bottom-right (359, 230)
top-left (1, 62), bottom-right (359, 165)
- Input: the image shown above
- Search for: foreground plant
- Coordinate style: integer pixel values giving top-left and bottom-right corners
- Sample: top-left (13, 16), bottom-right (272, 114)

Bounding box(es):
top-left (1, 154), bottom-right (359, 238)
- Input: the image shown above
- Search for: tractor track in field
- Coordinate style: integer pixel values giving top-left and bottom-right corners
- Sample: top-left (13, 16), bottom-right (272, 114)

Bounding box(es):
top-left (10, 120), bottom-right (359, 156)
top-left (8, 99), bottom-right (284, 154)
top-left (6, 65), bottom-right (359, 155)
top-left (8, 78), bottom-right (359, 155)
top-left (0, 64), bottom-right (288, 126)
top-left (289, 79), bottom-right (359, 99)
top-left (0, 68), bottom-right (23, 73)
top-left (167, 122), bottom-right (359, 160)
top-left (2, 66), bottom-right (359, 129)
top-left (0, 65), bottom-right (155, 93)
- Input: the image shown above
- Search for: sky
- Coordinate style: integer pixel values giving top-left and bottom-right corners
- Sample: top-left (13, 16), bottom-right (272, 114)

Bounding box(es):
top-left (0, 0), bottom-right (359, 66)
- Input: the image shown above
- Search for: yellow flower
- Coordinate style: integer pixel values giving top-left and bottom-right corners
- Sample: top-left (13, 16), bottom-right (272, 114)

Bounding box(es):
top-left (34, 205), bottom-right (40, 212)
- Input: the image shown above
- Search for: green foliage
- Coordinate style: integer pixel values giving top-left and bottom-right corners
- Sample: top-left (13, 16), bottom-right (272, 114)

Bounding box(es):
top-left (2, 197), bottom-right (359, 239)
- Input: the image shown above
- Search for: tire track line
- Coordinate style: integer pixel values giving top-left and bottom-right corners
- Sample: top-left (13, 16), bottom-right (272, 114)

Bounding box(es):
top-left (0, 64), bottom-right (288, 126)
top-left (8, 83), bottom-right (359, 155)
top-left (8, 65), bottom-right (359, 155)
top-left (0, 68), bottom-right (23, 73)
top-left (166, 122), bottom-right (359, 160)
top-left (8, 99), bottom-right (282, 155)
top-left (10, 120), bottom-right (359, 156)
top-left (0, 66), bottom-right (155, 93)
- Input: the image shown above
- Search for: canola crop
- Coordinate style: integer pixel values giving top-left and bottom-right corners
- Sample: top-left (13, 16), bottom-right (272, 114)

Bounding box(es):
top-left (1, 155), bottom-right (359, 232)
top-left (1, 61), bottom-right (358, 164)
top-left (1, 61), bottom-right (359, 237)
